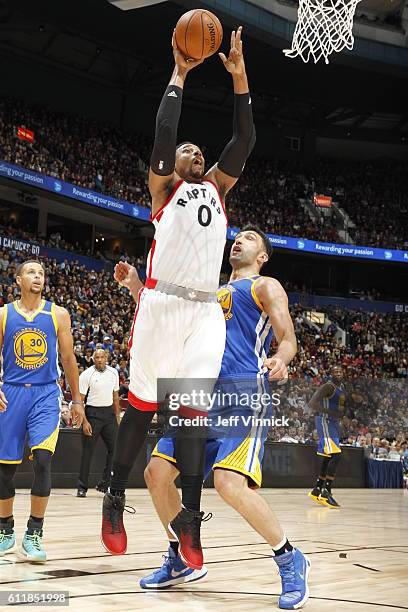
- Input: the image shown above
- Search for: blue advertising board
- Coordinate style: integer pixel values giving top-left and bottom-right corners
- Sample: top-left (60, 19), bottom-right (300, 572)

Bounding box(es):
top-left (1, 160), bottom-right (407, 264)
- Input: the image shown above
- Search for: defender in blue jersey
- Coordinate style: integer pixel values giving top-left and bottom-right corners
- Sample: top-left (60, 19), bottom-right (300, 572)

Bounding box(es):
top-left (0, 260), bottom-right (84, 562)
top-left (140, 227), bottom-right (311, 610)
top-left (308, 365), bottom-right (346, 509)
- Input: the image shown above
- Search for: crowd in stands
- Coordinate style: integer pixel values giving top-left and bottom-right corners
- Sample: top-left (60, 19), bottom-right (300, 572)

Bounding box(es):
top-left (271, 375), bottom-right (408, 475)
top-left (310, 158), bottom-right (408, 249)
top-left (268, 305), bottom-right (408, 460)
top-left (1, 95), bottom-right (408, 249)
top-left (0, 97), bottom-right (150, 207)
top-left (0, 218), bottom-right (144, 269)
top-left (0, 216), bottom-right (93, 258)
top-left (1, 246), bottom-right (407, 469)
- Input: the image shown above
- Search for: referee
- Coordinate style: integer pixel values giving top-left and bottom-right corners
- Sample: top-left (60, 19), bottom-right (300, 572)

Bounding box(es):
top-left (77, 349), bottom-right (120, 497)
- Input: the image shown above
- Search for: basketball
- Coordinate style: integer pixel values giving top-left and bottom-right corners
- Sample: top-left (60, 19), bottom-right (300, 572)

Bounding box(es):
top-left (174, 9), bottom-right (223, 61)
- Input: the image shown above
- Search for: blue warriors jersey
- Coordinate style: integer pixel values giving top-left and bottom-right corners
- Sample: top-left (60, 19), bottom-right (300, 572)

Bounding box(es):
top-left (2, 300), bottom-right (60, 384)
top-left (217, 276), bottom-right (273, 378)
top-left (321, 380), bottom-right (346, 424)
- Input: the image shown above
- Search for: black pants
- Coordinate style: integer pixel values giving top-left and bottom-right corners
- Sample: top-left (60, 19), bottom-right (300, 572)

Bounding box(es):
top-left (78, 405), bottom-right (118, 491)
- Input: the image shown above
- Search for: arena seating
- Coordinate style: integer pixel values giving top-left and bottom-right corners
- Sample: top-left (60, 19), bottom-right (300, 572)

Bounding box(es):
top-left (1, 244), bottom-right (406, 457)
top-left (1, 96), bottom-right (407, 248)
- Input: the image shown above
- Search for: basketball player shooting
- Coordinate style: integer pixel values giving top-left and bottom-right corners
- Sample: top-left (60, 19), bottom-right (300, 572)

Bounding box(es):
top-left (140, 228), bottom-right (311, 609)
top-left (101, 26), bottom-right (256, 570)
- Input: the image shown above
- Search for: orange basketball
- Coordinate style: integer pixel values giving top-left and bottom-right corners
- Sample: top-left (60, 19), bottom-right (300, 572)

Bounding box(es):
top-left (174, 9), bottom-right (223, 61)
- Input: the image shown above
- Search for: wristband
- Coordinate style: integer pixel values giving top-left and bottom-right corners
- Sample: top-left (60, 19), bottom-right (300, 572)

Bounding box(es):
top-left (70, 400), bottom-right (83, 405)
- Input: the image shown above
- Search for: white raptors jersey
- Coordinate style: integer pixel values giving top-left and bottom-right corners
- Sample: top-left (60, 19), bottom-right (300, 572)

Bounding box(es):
top-left (147, 179), bottom-right (227, 293)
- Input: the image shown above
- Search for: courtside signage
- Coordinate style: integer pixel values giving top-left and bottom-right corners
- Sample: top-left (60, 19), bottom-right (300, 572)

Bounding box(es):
top-left (1, 160), bottom-right (407, 264)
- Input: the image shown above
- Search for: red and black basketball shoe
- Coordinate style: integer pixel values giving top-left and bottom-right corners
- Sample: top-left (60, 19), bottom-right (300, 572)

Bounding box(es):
top-left (168, 508), bottom-right (211, 570)
top-left (101, 492), bottom-right (134, 554)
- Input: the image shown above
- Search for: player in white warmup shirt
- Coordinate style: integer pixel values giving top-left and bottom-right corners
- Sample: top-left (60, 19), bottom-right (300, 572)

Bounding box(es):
top-left (101, 26), bottom-right (255, 569)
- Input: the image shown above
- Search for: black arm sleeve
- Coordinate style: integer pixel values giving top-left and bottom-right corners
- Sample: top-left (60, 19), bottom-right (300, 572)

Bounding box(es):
top-left (150, 85), bottom-right (183, 176)
top-left (217, 92), bottom-right (256, 179)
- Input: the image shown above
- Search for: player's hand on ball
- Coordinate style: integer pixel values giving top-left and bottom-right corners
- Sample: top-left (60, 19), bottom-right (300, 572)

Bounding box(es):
top-left (172, 31), bottom-right (204, 71)
top-left (219, 26), bottom-right (245, 75)
top-left (264, 356), bottom-right (288, 381)
top-left (0, 389), bottom-right (8, 412)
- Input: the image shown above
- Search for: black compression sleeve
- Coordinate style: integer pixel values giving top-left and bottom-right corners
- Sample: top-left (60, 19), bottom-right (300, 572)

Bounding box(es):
top-left (150, 85), bottom-right (183, 176)
top-left (218, 92), bottom-right (256, 178)
top-left (110, 407), bottom-right (154, 492)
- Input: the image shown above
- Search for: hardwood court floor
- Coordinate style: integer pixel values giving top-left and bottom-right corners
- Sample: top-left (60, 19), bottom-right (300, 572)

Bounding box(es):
top-left (1, 489), bottom-right (407, 611)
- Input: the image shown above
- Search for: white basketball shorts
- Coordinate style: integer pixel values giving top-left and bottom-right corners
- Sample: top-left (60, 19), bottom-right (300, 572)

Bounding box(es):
top-left (128, 288), bottom-right (226, 412)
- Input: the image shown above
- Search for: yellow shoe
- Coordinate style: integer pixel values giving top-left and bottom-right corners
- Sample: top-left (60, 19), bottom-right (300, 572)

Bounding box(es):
top-left (308, 487), bottom-right (322, 504)
top-left (318, 488), bottom-right (340, 508)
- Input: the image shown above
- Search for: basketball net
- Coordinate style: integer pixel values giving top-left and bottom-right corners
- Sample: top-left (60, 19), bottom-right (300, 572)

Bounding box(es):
top-left (283, 0), bottom-right (362, 65)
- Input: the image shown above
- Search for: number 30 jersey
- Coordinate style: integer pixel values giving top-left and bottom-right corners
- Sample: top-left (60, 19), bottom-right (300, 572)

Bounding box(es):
top-left (2, 300), bottom-right (60, 384)
top-left (147, 179), bottom-right (228, 293)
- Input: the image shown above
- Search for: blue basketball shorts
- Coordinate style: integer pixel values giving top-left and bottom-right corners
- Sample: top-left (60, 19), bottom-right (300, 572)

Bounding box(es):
top-left (153, 376), bottom-right (272, 488)
top-left (0, 382), bottom-right (62, 464)
top-left (316, 414), bottom-right (341, 457)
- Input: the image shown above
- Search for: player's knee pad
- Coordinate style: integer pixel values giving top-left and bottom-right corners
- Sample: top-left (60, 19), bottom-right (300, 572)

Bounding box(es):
top-left (31, 449), bottom-right (52, 497)
top-left (0, 463), bottom-right (18, 499)
top-left (326, 453), bottom-right (341, 477)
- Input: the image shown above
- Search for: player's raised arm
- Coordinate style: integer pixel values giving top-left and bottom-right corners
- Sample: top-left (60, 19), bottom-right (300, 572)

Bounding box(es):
top-left (55, 306), bottom-right (84, 427)
top-left (205, 26), bottom-right (256, 199)
top-left (149, 33), bottom-right (204, 216)
top-left (254, 278), bottom-right (297, 380)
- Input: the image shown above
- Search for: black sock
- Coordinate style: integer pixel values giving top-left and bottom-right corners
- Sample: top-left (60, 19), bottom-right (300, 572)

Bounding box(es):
top-left (175, 412), bottom-right (206, 513)
top-left (273, 539), bottom-right (294, 556)
top-left (0, 516), bottom-right (14, 530)
top-left (325, 479), bottom-right (333, 492)
top-left (109, 487), bottom-right (125, 497)
top-left (169, 540), bottom-right (179, 556)
top-left (316, 477), bottom-right (325, 489)
top-left (180, 475), bottom-right (202, 512)
top-left (27, 515), bottom-right (44, 533)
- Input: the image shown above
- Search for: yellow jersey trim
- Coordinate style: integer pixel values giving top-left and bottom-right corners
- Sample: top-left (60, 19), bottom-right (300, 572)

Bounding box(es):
top-left (250, 278), bottom-right (264, 312)
top-left (13, 299), bottom-right (46, 322)
top-left (212, 434), bottom-right (263, 487)
top-left (51, 303), bottom-right (58, 333)
top-left (323, 437), bottom-right (341, 455)
top-left (212, 463), bottom-right (262, 488)
top-left (31, 424), bottom-right (59, 455)
top-left (151, 449), bottom-right (177, 464)
top-left (2, 303), bottom-right (7, 334)
top-left (0, 458), bottom-right (23, 464)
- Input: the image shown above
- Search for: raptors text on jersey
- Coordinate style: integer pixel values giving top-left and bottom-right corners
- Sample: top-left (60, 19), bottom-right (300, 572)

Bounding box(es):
top-left (147, 180), bottom-right (228, 293)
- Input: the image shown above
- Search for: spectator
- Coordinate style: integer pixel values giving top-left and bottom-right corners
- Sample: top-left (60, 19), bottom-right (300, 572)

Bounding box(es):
top-left (119, 378), bottom-right (130, 399)
top-left (59, 403), bottom-right (72, 428)
top-left (2, 94), bottom-right (408, 249)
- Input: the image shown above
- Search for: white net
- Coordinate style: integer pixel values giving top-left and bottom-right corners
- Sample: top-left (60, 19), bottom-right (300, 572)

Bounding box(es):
top-left (283, 0), bottom-right (362, 64)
